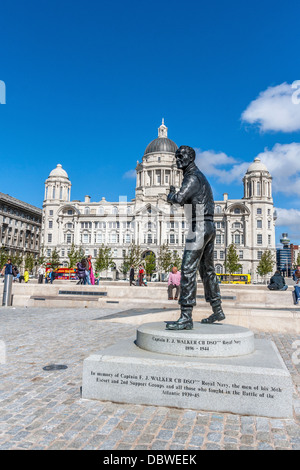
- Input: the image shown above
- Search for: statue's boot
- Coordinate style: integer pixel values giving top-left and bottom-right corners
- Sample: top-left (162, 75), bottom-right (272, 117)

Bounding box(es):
top-left (201, 304), bottom-right (225, 324)
top-left (166, 307), bottom-right (193, 330)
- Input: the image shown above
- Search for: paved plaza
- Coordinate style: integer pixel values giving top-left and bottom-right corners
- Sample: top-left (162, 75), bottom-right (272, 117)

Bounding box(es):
top-left (1, 305), bottom-right (300, 450)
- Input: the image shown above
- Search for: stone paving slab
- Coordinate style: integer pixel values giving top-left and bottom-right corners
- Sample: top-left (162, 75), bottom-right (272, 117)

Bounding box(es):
top-left (0, 306), bottom-right (300, 450)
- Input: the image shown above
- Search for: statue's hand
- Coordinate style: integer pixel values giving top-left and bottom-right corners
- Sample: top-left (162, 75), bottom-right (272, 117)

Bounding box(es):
top-left (167, 186), bottom-right (176, 203)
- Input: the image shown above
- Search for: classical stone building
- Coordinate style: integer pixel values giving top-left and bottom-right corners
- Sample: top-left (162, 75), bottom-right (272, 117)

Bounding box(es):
top-left (0, 192), bottom-right (42, 261)
top-left (42, 121), bottom-right (276, 281)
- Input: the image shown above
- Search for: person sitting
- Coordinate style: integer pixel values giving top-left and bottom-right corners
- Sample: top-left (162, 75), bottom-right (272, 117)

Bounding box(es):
top-left (168, 266), bottom-right (181, 300)
top-left (267, 271), bottom-right (288, 291)
top-left (292, 266), bottom-right (300, 304)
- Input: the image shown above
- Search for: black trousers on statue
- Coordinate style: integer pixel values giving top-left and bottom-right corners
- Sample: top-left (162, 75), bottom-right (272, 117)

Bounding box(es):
top-left (179, 221), bottom-right (221, 310)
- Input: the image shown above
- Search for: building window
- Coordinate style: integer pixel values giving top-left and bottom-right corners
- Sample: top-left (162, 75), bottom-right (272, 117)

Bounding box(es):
top-left (257, 219), bottom-right (262, 229)
top-left (220, 251), bottom-right (224, 260)
top-left (234, 208), bottom-right (241, 214)
top-left (66, 233), bottom-right (72, 244)
top-left (257, 251), bottom-right (262, 260)
top-left (98, 206), bottom-right (104, 215)
top-left (268, 220), bottom-right (271, 229)
top-left (214, 251), bottom-right (217, 260)
top-left (257, 208), bottom-right (262, 215)
top-left (215, 264), bottom-right (223, 274)
top-left (49, 220), bottom-right (53, 228)
top-left (257, 234), bottom-right (262, 245)
top-left (84, 207), bottom-right (90, 215)
top-left (49, 210), bottom-right (53, 215)
top-left (239, 250), bottom-right (243, 259)
top-left (257, 182), bottom-right (261, 196)
top-left (234, 234), bottom-right (240, 245)
top-left (81, 222), bottom-right (92, 229)
top-left (48, 233), bottom-right (52, 243)
top-left (82, 233), bottom-right (90, 244)
top-left (268, 235), bottom-right (271, 245)
top-left (110, 232), bottom-right (119, 243)
top-left (215, 234), bottom-right (222, 244)
top-left (215, 205), bottom-right (222, 214)
top-left (96, 232), bottom-right (104, 244)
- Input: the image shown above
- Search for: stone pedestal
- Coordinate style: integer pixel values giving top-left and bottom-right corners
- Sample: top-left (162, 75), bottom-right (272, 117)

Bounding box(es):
top-left (82, 322), bottom-right (293, 418)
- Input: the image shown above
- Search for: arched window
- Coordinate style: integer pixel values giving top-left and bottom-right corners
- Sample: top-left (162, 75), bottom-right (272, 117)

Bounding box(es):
top-left (215, 264), bottom-right (223, 274)
top-left (84, 207), bottom-right (90, 215)
top-left (98, 206), bottom-right (104, 215)
top-left (112, 206), bottom-right (118, 215)
top-left (215, 205), bottom-right (222, 214)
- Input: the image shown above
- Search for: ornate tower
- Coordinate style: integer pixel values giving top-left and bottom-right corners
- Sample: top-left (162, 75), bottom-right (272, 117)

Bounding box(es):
top-left (135, 120), bottom-right (181, 203)
top-left (243, 157), bottom-right (272, 201)
top-left (44, 164), bottom-right (71, 203)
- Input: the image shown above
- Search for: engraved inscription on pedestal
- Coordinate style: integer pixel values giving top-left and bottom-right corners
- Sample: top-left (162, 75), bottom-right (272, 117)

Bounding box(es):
top-left (136, 322), bottom-right (255, 357)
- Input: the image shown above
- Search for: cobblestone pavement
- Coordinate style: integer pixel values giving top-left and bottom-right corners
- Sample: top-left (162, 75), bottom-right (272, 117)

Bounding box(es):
top-left (0, 306), bottom-right (300, 450)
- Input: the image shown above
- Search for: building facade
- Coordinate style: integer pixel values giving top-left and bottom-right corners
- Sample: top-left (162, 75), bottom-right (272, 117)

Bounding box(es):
top-left (0, 192), bottom-right (42, 261)
top-left (42, 121), bottom-right (276, 281)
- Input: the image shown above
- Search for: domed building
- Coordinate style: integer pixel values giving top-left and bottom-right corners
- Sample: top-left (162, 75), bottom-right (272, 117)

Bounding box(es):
top-left (42, 121), bottom-right (276, 281)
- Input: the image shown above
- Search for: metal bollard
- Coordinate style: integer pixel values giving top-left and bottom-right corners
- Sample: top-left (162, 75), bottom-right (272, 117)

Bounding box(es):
top-left (2, 274), bottom-right (13, 306)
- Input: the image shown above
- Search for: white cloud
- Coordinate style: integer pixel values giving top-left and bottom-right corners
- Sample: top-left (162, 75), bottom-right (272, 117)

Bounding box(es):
top-left (275, 208), bottom-right (300, 244)
top-left (241, 82), bottom-right (300, 132)
top-left (275, 207), bottom-right (300, 227)
top-left (195, 149), bottom-right (249, 184)
top-left (257, 142), bottom-right (300, 195)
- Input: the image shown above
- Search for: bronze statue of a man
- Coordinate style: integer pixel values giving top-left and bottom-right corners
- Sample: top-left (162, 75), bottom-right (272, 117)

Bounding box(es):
top-left (166, 145), bottom-right (225, 330)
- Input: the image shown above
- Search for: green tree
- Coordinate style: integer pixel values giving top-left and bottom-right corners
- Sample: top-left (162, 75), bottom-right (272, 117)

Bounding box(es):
top-left (256, 249), bottom-right (275, 283)
top-left (172, 250), bottom-right (182, 271)
top-left (37, 246), bottom-right (46, 267)
top-left (48, 248), bottom-right (60, 271)
top-left (120, 243), bottom-right (142, 277)
top-left (11, 252), bottom-right (24, 269)
top-left (0, 247), bottom-right (8, 269)
top-left (296, 252), bottom-right (300, 267)
top-left (144, 252), bottom-right (156, 279)
top-left (157, 243), bottom-right (173, 275)
top-left (24, 253), bottom-right (35, 273)
top-left (67, 244), bottom-right (84, 268)
top-left (94, 245), bottom-right (114, 277)
top-left (224, 244), bottom-right (242, 282)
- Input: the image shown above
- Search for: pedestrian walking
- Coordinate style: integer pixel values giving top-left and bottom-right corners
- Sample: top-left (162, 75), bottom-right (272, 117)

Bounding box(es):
top-left (129, 265), bottom-right (135, 286)
top-left (1, 258), bottom-right (13, 277)
top-left (76, 259), bottom-right (87, 285)
top-left (37, 265), bottom-right (45, 284)
top-left (138, 265), bottom-right (146, 286)
top-left (84, 255), bottom-right (92, 285)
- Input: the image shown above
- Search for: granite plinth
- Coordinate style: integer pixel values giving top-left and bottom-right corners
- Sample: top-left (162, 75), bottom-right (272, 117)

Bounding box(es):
top-left (82, 322), bottom-right (293, 418)
top-left (136, 322), bottom-right (255, 357)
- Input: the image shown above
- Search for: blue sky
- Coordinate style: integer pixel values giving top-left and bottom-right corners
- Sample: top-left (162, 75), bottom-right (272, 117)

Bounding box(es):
top-left (1, 0), bottom-right (300, 244)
